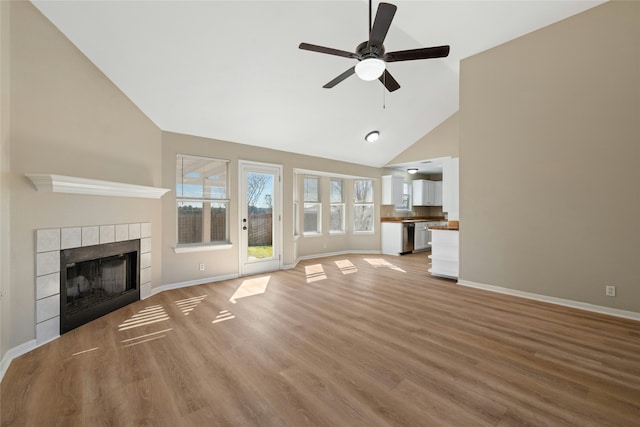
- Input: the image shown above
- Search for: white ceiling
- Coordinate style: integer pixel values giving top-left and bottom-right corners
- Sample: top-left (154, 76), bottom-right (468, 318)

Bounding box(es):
top-left (31, 0), bottom-right (604, 168)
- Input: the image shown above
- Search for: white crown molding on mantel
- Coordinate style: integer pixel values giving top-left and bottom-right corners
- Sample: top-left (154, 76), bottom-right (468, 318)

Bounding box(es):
top-left (26, 174), bottom-right (170, 199)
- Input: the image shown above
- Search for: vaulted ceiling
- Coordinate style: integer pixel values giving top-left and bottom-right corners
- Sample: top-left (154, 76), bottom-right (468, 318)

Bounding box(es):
top-left (32, 1), bottom-right (604, 167)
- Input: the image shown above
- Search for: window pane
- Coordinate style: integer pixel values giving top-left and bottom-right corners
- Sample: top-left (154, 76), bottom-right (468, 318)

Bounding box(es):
top-left (177, 154), bottom-right (229, 246)
top-left (330, 204), bottom-right (344, 232)
top-left (177, 156), bottom-right (227, 199)
top-left (354, 179), bottom-right (373, 203)
top-left (330, 179), bottom-right (343, 203)
top-left (304, 176), bottom-right (319, 202)
top-left (210, 202), bottom-right (227, 242)
top-left (293, 202), bottom-right (299, 236)
top-left (354, 205), bottom-right (373, 232)
top-left (178, 202), bottom-right (203, 244)
top-left (397, 182), bottom-right (411, 210)
top-left (304, 203), bottom-right (320, 233)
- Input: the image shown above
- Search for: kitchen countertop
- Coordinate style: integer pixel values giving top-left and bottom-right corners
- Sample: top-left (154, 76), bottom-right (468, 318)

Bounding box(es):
top-left (380, 217), bottom-right (446, 223)
top-left (428, 226), bottom-right (459, 231)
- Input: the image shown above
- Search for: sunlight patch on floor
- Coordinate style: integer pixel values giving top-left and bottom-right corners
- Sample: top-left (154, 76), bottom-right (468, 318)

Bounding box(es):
top-left (305, 264), bottom-right (327, 283)
top-left (71, 347), bottom-right (99, 357)
top-left (335, 259), bottom-right (358, 275)
top-left (175, 294), bottom-right (207, 315)
top-left (364, 258), bottom-right (406, 272)
top-left (213, 309), bottom-right (235, 324)
top-left (118, 304), bottom-right (170, 331)
top-left (230, 276), bottom-right (270, 303)
top-left (121, 328), bottom-right (173, 348)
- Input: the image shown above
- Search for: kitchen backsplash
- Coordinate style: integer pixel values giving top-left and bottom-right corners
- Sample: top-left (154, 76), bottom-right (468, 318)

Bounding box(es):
top-left (380, 205), bottom-right (445, 218)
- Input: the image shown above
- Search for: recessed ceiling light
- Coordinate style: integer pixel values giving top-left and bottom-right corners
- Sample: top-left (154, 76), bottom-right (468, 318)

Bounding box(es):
top-left (365, 130), bottom-right (379, 143)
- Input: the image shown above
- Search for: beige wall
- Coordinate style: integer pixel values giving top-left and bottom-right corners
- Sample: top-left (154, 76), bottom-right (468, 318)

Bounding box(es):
top-left (386, 112), bottom-right (459, 165)
top-left (7, 2), bottom-right (162, 348)
top-left (459, 1), bottom-right (640, 312)
top-left (161, 132), bottom-right (382, 285)
top-left (1, 0), bottom-right (11, 360)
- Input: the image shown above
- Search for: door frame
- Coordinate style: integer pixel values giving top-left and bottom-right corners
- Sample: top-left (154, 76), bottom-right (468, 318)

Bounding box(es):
top-left (238, 160), bottom-right (283, 276)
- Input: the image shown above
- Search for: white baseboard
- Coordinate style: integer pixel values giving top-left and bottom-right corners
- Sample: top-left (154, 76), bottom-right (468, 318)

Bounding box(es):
top-left (457, 279), bottom-right (640, 321)
top-left (148, 273), bottom-right (240, 298)
top-left (296, 249), bottom-right (380, 263)
top-left (0, 339), bottom-right (37, 384)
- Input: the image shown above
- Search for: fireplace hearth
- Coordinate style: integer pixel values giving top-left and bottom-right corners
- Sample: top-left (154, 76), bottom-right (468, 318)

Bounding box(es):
top-left (60, 239), bottom-right (140, 333)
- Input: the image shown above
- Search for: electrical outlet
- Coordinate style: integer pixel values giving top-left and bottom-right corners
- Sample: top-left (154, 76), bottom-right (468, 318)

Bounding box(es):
top-left (605, 285), bottom-right (616, 297)
top-left (199, 263), bottom-right (205, 271)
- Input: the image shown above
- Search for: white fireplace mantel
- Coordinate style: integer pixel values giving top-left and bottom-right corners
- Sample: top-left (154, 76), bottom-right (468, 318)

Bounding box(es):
top-left (26, 174), bottom-right (170, 199)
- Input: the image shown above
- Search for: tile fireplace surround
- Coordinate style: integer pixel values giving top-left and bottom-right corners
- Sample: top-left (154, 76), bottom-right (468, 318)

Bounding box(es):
top-left (35, 222), bottom-right (152, 344)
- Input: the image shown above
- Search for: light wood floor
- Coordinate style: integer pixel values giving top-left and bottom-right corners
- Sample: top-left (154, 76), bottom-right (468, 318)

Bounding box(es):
top-left (2, 253), bottom-right (640, 426)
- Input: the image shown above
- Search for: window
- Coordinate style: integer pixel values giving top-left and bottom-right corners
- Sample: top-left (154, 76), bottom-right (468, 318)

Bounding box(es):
top-left (303, 176), bottom-right (321, 234)
top-left (329, 178), bottom-right (345, 233)
top-left (353, 179), bottom-right (374, 232)
top-left (293, 174), bottom-right (299, 237)
top-left (397, 181), bottom-right (412, 211)
top-left (176, 154), bottom-right (229, 246)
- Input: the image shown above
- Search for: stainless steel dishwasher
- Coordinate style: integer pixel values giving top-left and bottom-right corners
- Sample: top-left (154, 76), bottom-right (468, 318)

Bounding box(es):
top-left (402, 222), bottom-right (415, 254)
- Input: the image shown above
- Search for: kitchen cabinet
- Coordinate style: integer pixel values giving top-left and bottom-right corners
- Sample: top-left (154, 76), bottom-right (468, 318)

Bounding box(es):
top-left (415, 221), bottom-right (447, 252)
top-left (412, 180), bottom-right (435, 206)
top-left (429, 229), bottom-right (459, 278)
top-left (381, 175), bottom-right (403, 206)
top-left (381, 222), bottom-right (403, 255)
top-left (442, 157), bottom-right (459, 220)
top-left (414, 222), bottom-right (430, 251)
top-left (434, 181), bottom-right (443, 206)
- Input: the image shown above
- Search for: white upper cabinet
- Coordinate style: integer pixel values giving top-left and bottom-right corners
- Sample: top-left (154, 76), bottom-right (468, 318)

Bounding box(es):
top-left (381, 175), bottom-right (403, 206)
top-left (412, 180), bottom-right (436, 206)
top-left (434, 181), bottom-right (443, 206)
top-left (442, 157), bottom-right (459, 220)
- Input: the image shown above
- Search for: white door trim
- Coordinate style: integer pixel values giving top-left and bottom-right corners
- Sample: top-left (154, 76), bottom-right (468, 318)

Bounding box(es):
top-left (238, 160), bottom-right (283, 276)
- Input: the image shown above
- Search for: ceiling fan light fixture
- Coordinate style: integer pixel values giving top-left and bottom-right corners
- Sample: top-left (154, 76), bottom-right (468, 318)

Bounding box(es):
top-left (355, 58), bottom-right (386, 81)
top-left (407, 168), bottom-right (418, 174)
top-left (365, 130), bottom-right (379, 143)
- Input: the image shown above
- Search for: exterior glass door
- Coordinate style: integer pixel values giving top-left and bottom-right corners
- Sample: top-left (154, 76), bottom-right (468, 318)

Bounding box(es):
top-left (240, 162), bottom-right (281, 275)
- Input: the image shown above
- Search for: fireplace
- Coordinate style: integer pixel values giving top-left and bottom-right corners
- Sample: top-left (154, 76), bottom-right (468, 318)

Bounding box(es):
top-left (35, 222), bottom-right (152, 344)
top-left (60, 239), bottom-right (140, 333)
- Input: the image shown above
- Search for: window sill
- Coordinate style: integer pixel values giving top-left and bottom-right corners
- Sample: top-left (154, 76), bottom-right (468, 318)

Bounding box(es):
top-left (302, 232), bottom-right (323, 238)
top-left (173, 243), bottom-right (232, 253)
top-left (353, 231), bottom-right (375, 235)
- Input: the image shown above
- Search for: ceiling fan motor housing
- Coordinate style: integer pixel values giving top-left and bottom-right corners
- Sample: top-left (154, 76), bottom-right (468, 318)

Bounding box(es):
top-left (356, 41), bottom-right (385, 60)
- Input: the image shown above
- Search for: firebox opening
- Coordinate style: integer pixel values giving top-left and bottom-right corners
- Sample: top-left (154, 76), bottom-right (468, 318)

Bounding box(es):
top-left (60, 239), bottom-right (140, 333)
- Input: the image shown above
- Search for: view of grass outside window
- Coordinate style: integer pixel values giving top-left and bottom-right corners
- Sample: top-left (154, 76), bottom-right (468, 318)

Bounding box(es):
top-left (176, 154), bottom-right (229, 246)
top-left (354, 179), bottom-right (374, 232)
top-left (330, 178), bottom-right (345, 233)
top-left (303, 176), bottom-right (321, 234)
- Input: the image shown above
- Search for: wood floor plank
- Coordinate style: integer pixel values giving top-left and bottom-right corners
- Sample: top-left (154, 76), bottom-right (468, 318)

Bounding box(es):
top-left (2, 253), bottom-right (639, 426)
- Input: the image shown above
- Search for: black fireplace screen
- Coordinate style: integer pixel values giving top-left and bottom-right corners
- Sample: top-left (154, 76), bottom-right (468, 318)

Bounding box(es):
top-left (60, 239), bottom-right (140, 333)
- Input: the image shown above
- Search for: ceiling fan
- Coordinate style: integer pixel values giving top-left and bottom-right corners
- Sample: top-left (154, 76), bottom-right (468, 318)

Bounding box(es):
top-left (299, 1), bottom-right (450, 92)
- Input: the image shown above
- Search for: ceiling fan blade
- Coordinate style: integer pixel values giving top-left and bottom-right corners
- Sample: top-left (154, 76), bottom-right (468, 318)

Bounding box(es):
top-left (384, 45), bottom-right (450, 62)
top-left (323, 67), bottom-right (356, 89)
top-left (368, 3), bottom-right (397, 48)
top-left (299, 42), bottom-right (357, 59)
top-left (379, 70), bottom-right (400, 92)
